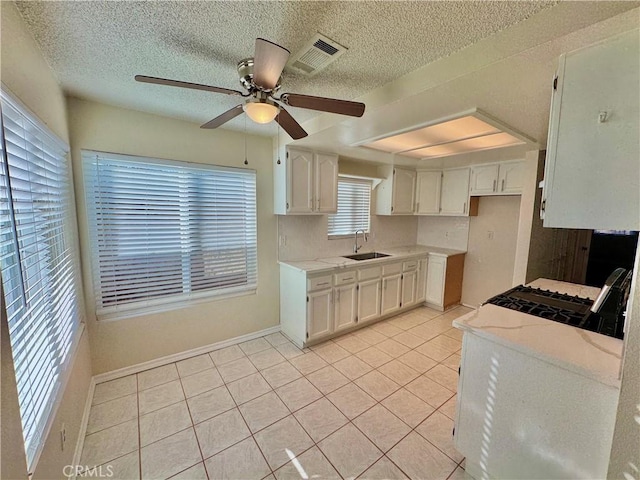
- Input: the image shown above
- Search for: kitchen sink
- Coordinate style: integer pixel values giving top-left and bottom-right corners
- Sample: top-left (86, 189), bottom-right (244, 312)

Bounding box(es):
top-left (342, 252), bottom-right (391, 261)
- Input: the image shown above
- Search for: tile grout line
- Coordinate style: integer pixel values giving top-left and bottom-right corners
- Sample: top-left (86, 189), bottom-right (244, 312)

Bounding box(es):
top-left (176, 367), bottom-right (209, 480)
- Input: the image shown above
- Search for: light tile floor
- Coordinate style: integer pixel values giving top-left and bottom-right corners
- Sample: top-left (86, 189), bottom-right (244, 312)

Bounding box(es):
top-left (80, 306), bottom-right (476, 480)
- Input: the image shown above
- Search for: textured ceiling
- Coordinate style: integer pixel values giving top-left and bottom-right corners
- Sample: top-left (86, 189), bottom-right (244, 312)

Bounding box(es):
top-left (14, 0), bottom-right (558, 136)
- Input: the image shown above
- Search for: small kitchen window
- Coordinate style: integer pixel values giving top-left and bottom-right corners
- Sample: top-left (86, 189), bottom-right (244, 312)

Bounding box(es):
top-left (328, 177), bottom-right (371, 237)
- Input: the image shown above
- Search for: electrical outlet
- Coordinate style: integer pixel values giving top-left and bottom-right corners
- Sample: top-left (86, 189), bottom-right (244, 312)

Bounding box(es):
top-left (60, 423), bottom-right (66, 451)
top-left (445, 231), bottom-right (450, 238)
top-left (279, 235), bottom-right (287, 246)
top-left (487, 231), bottom-right (494, 240)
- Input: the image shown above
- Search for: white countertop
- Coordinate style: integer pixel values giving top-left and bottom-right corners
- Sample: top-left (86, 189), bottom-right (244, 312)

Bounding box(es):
top-left (453, 278), bottom-right (623, 388)
top-left (279, 244), bottom-right (466, 273)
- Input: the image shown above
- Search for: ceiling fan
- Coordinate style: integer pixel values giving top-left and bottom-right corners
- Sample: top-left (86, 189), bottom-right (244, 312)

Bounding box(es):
top-left (135, 38), bottom-right (366, 140)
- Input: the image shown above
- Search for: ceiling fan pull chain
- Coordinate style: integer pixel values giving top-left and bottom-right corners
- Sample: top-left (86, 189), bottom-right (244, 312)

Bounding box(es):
top-left (244, 114), bottom-right (249, 165)
top-left (277, 116), bottom-right (281, 165)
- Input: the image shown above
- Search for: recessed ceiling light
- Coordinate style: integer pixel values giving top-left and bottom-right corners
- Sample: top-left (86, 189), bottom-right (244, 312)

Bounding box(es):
top-left (359, 110), bottom-right (534, 160)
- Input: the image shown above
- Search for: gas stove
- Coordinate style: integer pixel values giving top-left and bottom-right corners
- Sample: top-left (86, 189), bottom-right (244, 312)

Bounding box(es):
top-left (484, 285), bottom-right (602, 333)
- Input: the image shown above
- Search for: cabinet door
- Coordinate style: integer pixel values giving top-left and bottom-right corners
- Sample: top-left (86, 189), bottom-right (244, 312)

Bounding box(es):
top-left (381, 274), bottom-right (402, 315)
top-left (426, 256), bottom-right (446, 307)
top-left (415, 171), bottom-right (442, 214)
top-left (543, 30), bottom-right (639, 230)
top-left (315, 153), bottom-right (339, 213)
top-left (287, 148), bottom-right (314, 213)
top-left (358, 279), bottom-right (382, 323)
top-left (401, 270), bottom-right (417, 308)
top-left (334, 284), bottom-right (357, 332)
top-left (470, 164), bottom-right (499, 195)
top-left (391, 168), bottom-right (416, 214)
top-left (416, 258), bottom-right (428, 304)
top-left (440, 168), bottom-right (470, 215)
top-left (307, 289), bottom-right (333, 341)
top-left (498, 161), bottom-right (524, 194)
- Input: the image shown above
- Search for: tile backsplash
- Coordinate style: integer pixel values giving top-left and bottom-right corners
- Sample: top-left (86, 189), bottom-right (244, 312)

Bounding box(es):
top-left (278, 214), bottom-right (419, 261)
top-left (417, 216), bottom-right (470, 251)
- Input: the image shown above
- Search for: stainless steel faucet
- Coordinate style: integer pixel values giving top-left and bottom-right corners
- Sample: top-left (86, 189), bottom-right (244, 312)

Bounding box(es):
top-left (354, 229), bottom-right (368, 253)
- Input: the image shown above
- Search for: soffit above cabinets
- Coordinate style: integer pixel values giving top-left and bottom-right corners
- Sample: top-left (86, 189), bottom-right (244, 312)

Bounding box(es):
top-left (359, 109), bottom-right (535, 159)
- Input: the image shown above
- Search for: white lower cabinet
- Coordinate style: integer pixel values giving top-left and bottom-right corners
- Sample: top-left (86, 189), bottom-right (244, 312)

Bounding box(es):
top-left (381, 274), bottom-right (402, 316)
top-left (425, 255), bottom-right (446, 306)
top-left (456, 332), bottom-right (618, 479)
top-left (416, 258), bottom-right (428, 303)
top-left (307, 289), bottom-right (333, 341)
top-left (280, 252), bottom-right (459, 347)
top-left (334, 283), bottom-right (358, 332)
top-left (358, 278), bottom-right (382, 324)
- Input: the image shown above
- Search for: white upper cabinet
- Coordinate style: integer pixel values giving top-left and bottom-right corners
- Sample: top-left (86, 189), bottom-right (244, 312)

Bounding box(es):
top-left (415, 171), bottom-right (442, 214)
top-left (274, 147), bottom-right (338, 215)
top-left (470, 164), bottom-right (500, 195)
top-left (440, 168), bottom-right (471, 216)
top-left (470, 161), bottom-right (524, 196)
top-left (497, 161), bottom-right (524, 194)
top-left (542, 30), bottom-right (639, 230)
top-left (315, 153), bottom-right (339, 213)
top-left (376, 166), bottom-right (416, 215)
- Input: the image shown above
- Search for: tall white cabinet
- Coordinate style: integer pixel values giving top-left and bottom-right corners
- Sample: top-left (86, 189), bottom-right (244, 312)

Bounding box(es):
top-left (274, 147), bottom-right (339, 215)
top-left (376, 166), bottom-right (416, 215)
top-left (542, 29), bottom-right (639, 230)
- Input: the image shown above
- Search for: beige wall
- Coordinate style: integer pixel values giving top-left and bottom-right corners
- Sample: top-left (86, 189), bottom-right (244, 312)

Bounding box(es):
top-left (461, 196), bottom-right (522, 307)
top-left (67, 98), bottom-right (279, 374)
top-left (1, 3), bottom-right (93, 479)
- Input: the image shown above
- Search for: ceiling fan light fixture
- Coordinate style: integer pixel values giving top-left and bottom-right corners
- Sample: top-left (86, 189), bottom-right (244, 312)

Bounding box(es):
top-left (243, 99), bottom-right (279, 124)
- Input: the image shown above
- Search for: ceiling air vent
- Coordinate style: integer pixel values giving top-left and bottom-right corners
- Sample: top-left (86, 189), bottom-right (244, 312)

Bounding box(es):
top-left (287, 33), bottom-right (347, 76)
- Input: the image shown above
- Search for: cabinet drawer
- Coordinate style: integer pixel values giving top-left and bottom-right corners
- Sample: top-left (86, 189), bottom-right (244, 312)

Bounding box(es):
top-left (308, 275), bottom-right (332, 291)
top-left (334, 271), bottom-right (357, 286)
top-left (382, 262), bottom-right (402, 276)
top-left (358, 266), bottom-right (382, 281)
top-left (403, 260), bottom-right (418, 272)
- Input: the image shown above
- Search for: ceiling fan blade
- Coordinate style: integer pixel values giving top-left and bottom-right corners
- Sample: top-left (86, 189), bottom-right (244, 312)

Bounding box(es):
top-left (275, 108), bottom-right (307, 140)
top-left (135, 75), bottom-right (243, 96)
top-left (200, 105), bottom-right (244, 129)
top-left (281, 93), bottom-right (365, 117)
top-left (253, 38), bottom-right (290, 91)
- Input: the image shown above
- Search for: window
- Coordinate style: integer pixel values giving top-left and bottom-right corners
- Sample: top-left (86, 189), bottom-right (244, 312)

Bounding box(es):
top-left (83, 151), bottom-right (257, 318)
top-left (0, 91), bottom-right (84, 470)
top-left (328, 177), bottom-right (371, 236)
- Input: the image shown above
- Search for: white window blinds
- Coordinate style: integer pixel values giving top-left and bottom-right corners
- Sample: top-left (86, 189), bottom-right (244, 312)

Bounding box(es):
top-left (83, 152), bottom-right (257, 317)
top-left (328, 178), bottom-right (371, 236)
top-left (0, 91), bottom-right (83, 470)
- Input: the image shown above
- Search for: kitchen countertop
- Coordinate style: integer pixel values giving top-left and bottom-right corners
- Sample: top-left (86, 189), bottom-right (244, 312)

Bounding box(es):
top-left (279, 244), bottom-right (466, 273)
top-left (453, 278), bottom-right (623, 388)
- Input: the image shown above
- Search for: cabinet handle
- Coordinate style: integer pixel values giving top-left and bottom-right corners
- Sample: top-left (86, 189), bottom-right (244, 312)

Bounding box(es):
top-left (383, 279), bottom-right (387, 290)
top-left (416, 202), bottom-right (420, 212)
top-left (337, 289), bottom-right (340, 303)
top-left (317, 282), bottom-right (329, 287)
top-left (501, 179), bottom-right (505, 192)
top-left (317, 198), bottom-right (320, 210)
top-left (463, 202), bottom-right (466, 213)
top-left (493, 179), bottom-right (496, 191)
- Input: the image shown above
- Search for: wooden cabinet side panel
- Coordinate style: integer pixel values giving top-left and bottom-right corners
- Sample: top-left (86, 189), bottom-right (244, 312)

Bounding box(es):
top-left (443, 254), bottom-right (465, 309)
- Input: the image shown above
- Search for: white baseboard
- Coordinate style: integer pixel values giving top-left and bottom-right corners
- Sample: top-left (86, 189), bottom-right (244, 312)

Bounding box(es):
top-left (71, 377), bottom-right (95, 479)
top-left (93, 325), bottom-right (281, 384)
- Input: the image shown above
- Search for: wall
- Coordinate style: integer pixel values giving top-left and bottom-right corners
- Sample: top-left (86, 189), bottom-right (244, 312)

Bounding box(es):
top-left (67, 98), bottom-right (279, 374)
top-left (607, 244), bottom-right (640, 478)
top-left (416, 216), bottom-right (470, 251)
top-left (1, 3), bottom-right (93, 479)
top-left (461, 196), bottom-right (522, 307)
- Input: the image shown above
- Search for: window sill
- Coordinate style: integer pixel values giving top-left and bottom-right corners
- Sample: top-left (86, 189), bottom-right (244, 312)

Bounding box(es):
top-left (96, 287), bottom-right (257, 322)
top-left (328, 232), bottom-right (370, 240)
